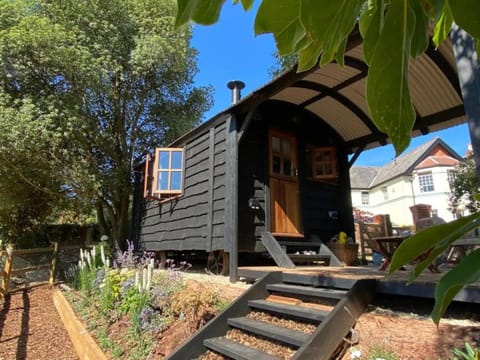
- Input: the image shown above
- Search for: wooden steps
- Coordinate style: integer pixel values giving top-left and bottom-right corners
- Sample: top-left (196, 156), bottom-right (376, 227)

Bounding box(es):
top-left (228, 317), bottom-right (310, 347)
top-left (287, 254), bottom-right (331, 265)
top-left (204, 337), bottom-right (280, 360)
top-left (248, 299), bottom-right (328, 323)
top-left (165, 271), bottom-right (376, 360)
top-left (266, 283), bottom-right (348, 300)
top-left (261, 232), bottom-right (340, 267)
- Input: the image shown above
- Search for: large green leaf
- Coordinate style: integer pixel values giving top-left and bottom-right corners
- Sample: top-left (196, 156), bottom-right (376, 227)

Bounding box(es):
top-left (389, 212), bottom-right (480, 275)
top-left (254, 0), bottom-right (306, 56)
top-left (365, 0), bottom-right (416, 154)
top-left (175, 0), bottom-right (226, 27)
top-left (431, 249), bottom-right (480, 324)
top-left (432, 1), bottom-right (453, 47)
top-left (300, 0), bottom-right (362, 66)
top-left (335, 36), bottom-right (348, 67)
top-left (449, 0), bottom-right (480, 39)
top-left (359, 0), bottom-right (384, 66)
top-left (409, 0), bottom-right (429, 57)
top-left (408, 219), bottom-right (480, 280)
top-left (421, 0), bottom-right (445, 20)
top-left (297, 40), bottom-right (322, 72)
top-left (233, 0), bottom-right (253, 11)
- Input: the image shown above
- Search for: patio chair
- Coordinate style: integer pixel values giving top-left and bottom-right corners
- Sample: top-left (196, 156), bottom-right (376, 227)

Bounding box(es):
top-left (413, 216), bottom-right (446, 272)
top-left (357, 222), bottom-right (386, 265)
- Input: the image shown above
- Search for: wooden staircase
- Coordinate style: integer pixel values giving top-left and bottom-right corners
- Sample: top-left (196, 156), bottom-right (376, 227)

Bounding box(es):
top-left (261, 232), bottom-right (342, 268)
top-left (166, 272), bottom-right (376, 360)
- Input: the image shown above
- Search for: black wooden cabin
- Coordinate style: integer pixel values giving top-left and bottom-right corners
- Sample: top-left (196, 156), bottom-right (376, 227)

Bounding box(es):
top-left (132, 29), bottom-right (467, 280)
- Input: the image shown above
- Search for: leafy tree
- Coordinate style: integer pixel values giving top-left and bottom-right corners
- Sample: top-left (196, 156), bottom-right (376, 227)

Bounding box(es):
top-left (0, 94), bottom-right (74, 242)
top-left (0, 0), bottom-right (212, 245)
top-left (269, 53), bottom-right (297, 78)
top-left (449, 156), bottom-right (480, 215)
top-left (174, 0), bottom-right (480, 324)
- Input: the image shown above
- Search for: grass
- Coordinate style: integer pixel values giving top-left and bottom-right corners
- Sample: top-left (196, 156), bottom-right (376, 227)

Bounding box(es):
top-left (367, 344), bottom-right (399, 360)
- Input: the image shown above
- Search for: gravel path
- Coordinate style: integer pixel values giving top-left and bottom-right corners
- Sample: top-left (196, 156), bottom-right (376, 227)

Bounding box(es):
top-left (0, 285), bottom-right (77, 360)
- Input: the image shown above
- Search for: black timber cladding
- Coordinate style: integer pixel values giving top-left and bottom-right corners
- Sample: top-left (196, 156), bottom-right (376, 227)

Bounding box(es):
top-left (238, 112), bottom-right (268, 251)
top-left (237, 100), bottom-right (354, 244)
top-left (138, 118), bottom-right (228, 252)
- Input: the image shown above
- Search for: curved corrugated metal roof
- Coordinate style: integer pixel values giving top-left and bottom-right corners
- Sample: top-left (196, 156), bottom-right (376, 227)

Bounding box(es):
top-left (173, 29), bottom-right (465, 152)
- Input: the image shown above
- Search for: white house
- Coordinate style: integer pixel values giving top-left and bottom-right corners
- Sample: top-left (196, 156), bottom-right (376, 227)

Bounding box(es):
top-left (350, 137), bottom-right (464, 226)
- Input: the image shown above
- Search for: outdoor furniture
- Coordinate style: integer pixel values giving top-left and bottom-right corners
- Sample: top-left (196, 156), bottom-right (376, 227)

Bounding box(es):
top-left (373, 235), bottom-right (406, 270)
top-left (356, 221), bottom-right (391, 263)
top-left (355, 219), bottom-right (413, 263)
top-left (373, 235), bottom-right (440, 272)
top-left (446, 237), bottom-right (480, 263)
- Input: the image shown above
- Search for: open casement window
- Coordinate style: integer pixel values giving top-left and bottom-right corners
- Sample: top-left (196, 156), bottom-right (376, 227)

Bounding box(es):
top-left (310, 146), bottom-right (338, 181)
top-left (144, 148), bottom-right (184, 200)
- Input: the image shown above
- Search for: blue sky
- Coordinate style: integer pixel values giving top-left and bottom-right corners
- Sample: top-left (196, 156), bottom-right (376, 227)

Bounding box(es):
top-left (190, 3), bottom-right (471, 167)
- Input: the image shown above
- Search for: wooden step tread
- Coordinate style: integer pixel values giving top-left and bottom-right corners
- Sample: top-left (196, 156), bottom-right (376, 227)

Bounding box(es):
top-left (227, 317), bottom-right (310, 347)
top-left (287, 254), bottom-right (330, 265)
top-left (248, 299), bottom-right (327, 323)
top-left (287, 254), bottom-right (330, 259)
top-left (267, 283), bottom-right (347, 300)
top-left (277, 241), bottom-right (322, 247)
top-left (204, 337), bottom-right (280, 360)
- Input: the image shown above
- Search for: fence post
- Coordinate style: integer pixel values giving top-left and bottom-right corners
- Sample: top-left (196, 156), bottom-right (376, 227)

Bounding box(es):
top-left (49, 242), bottom-right (59, 285)
top-left (358, 222), bottom-right (367, 263)
top-left (2, 244), bottom-right (14, 294)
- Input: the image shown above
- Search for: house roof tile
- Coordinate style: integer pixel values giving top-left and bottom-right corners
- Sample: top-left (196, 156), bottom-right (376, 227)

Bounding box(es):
top-left (351, 137), bottom-right (463, 189)
top-left (350, 166), bottom-right (380, 189)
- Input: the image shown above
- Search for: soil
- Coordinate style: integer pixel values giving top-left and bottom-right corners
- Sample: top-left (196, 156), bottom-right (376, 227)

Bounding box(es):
top-left (145, 276), bottom-right (480, 360)
top-left (342, 312), bottom-right (480, 360)
top-left (0, 285), bottom-right (76, 360)
top-left (0, 279), bottom-right (479, 359)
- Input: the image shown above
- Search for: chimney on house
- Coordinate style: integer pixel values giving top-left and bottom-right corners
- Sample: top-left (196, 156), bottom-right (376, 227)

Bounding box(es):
top-left (227, 80), bottom-right (245, 105)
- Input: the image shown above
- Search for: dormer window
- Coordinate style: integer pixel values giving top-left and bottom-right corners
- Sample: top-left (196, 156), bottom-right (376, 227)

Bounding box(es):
top-left (144, 148), bottom-right (184, 200)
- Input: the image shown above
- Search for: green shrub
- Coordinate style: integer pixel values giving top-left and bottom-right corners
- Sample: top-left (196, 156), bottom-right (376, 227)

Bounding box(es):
top-left (119, 284), bottom-right (151, 335)
top-left (368, 344), bottom-right (398, 360)
top-left (452, 343), bottom-right (480, 360)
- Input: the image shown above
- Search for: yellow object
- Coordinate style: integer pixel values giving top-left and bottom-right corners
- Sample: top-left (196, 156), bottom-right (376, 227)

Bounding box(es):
top-left (338, 231), bottom-right (347, 244)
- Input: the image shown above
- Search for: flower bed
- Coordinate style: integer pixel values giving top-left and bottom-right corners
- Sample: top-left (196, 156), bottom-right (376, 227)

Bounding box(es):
top-left (62, 242), bottom-right (233, 359)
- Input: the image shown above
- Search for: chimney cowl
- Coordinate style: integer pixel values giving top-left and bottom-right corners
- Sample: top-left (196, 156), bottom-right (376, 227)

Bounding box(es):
top-left (227, 80), bottom-right (245, 105)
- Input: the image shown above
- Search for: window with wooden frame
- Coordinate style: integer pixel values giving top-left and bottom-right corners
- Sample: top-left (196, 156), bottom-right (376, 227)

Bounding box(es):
top-left (144, 148), bottom-right (184, 200)
top-left (310, 146), bottom-right (338, 180)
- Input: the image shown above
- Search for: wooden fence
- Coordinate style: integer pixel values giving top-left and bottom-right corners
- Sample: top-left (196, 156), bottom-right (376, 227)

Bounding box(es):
top-left (0, 242), bottom-right (58, 295)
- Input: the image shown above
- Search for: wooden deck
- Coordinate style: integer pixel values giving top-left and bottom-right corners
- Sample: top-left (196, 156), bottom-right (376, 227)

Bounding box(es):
top-left (238, 265), bottom-right (480, 304)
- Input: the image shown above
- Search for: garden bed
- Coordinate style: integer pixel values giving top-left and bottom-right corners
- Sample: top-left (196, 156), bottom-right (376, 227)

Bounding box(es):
top-left (21, 241), bottom-right (477, 360)
top-left (62, 266), bottom-right (480, 360)
top-left (0, 280), bottom-right (479, 359)
top-left (62, 261), bottom-right (248, 359)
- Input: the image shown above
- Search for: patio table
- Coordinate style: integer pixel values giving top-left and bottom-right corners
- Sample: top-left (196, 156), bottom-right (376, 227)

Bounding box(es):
top-left (373, 235), bottom-right (440, 272)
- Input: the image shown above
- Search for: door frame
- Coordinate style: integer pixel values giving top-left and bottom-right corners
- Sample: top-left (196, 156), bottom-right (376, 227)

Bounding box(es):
top-left (268, 129), bottom-right (303, 237)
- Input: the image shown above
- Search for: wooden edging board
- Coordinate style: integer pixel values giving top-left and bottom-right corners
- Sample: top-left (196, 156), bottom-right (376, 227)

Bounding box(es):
top-left (52, 289), bottom-right (108, 360)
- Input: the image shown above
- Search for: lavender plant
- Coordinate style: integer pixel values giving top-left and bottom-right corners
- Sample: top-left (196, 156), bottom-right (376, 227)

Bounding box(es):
top-left (114, 240), bottom-right (138, 269)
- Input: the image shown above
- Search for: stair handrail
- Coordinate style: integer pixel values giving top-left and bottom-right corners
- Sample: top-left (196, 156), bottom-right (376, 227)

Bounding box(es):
top-left (292, 279), bottom-right (376, 360)
top-left (165, 271), bottom-right (283, 360)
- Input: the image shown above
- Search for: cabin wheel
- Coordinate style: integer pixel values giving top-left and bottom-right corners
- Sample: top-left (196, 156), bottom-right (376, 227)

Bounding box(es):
top-left (206, 250), bottom-right (228, 275)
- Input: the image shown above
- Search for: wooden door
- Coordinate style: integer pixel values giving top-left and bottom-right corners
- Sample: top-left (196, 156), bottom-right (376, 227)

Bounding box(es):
top-left (269, 130), bottom-right (302, 236)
